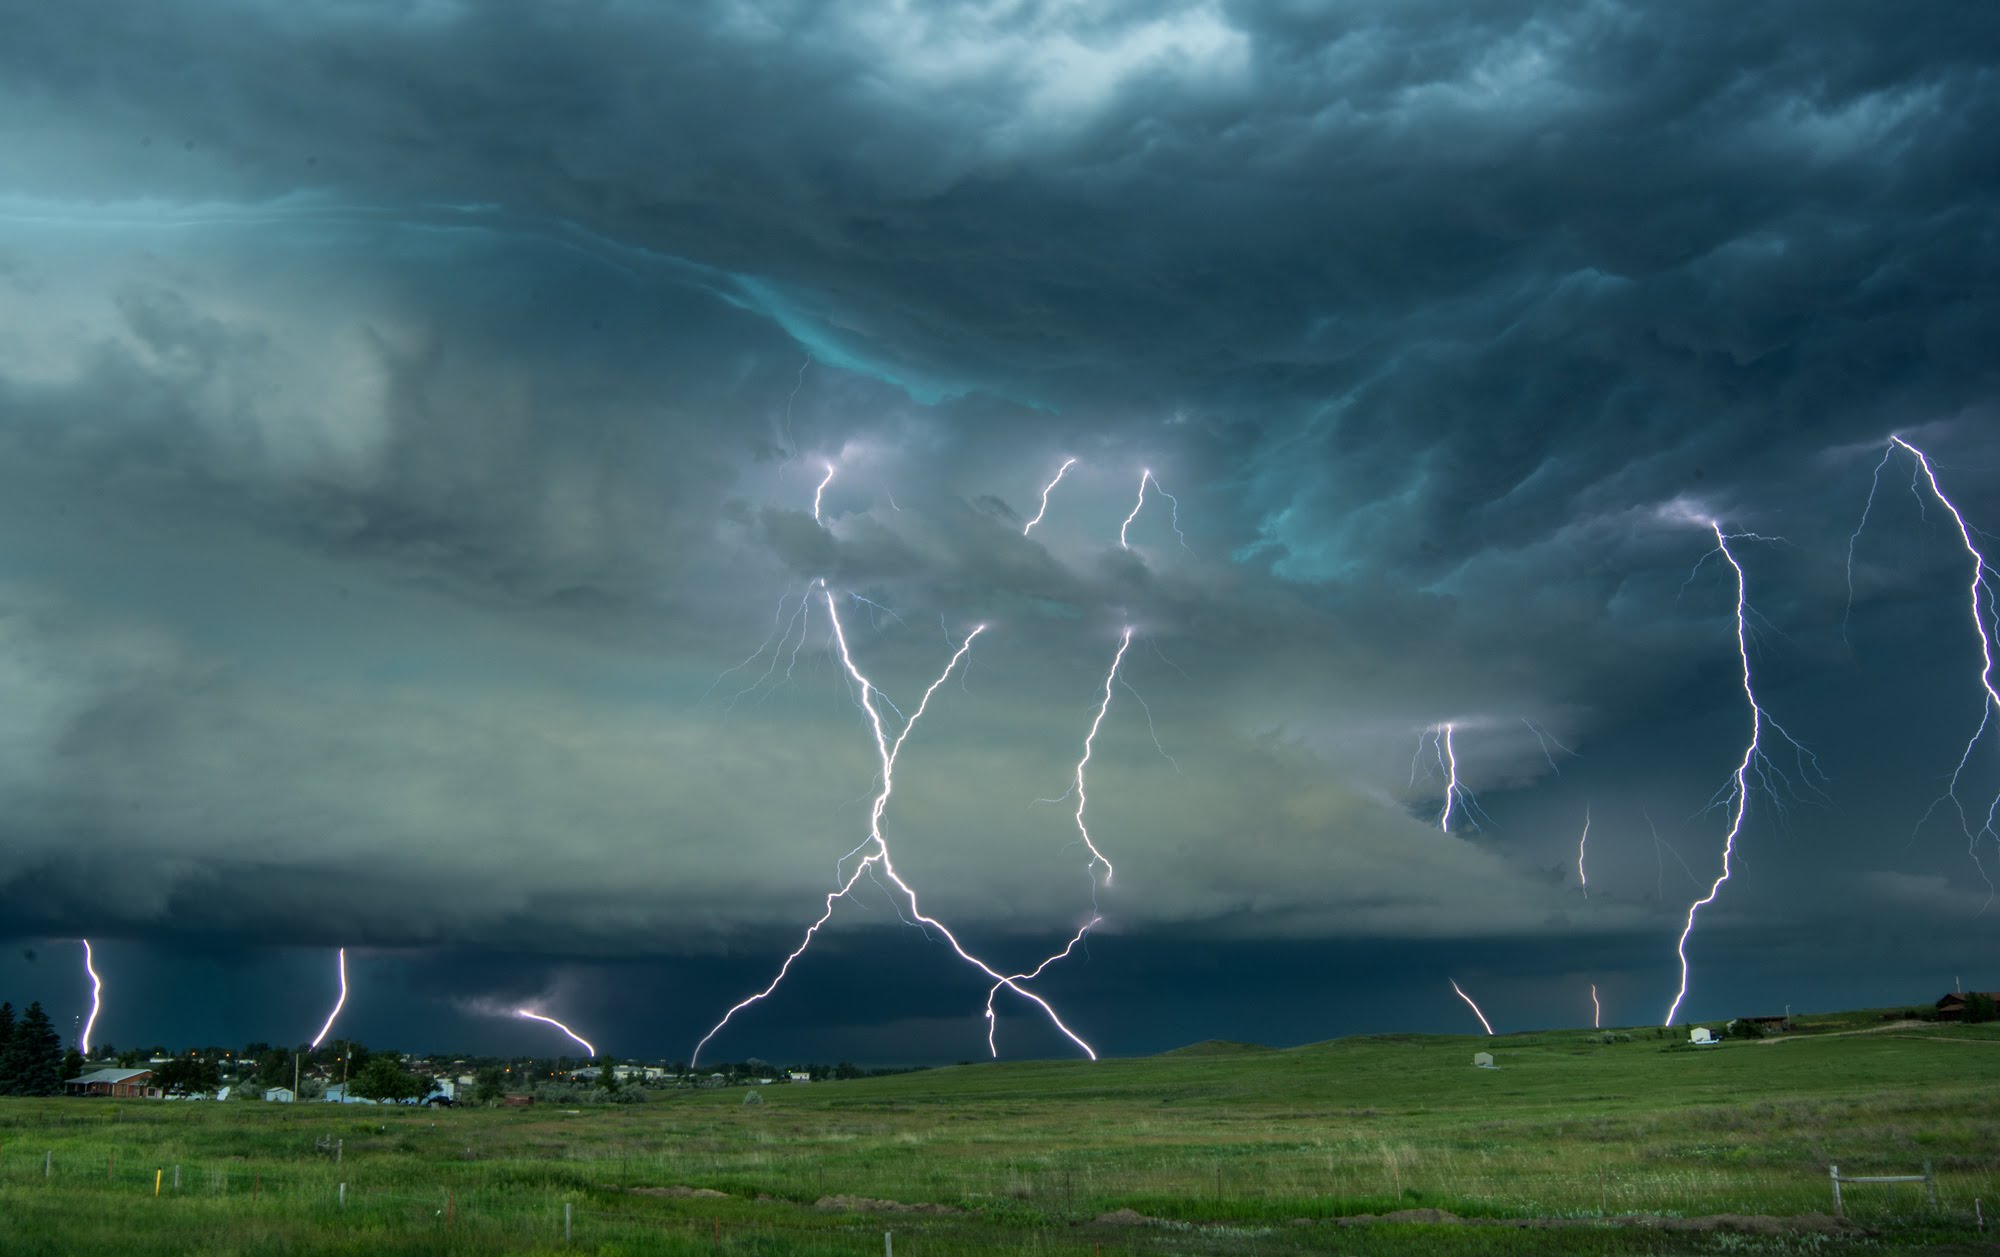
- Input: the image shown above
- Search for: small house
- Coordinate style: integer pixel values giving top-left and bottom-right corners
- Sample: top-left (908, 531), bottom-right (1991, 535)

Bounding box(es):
top-left (1935, 992), bottom-right (2000, 1021)
top-left (263, 1087), bottom-right (296, 1103)
top-left (63, 1068), bottom-right (155, 1097)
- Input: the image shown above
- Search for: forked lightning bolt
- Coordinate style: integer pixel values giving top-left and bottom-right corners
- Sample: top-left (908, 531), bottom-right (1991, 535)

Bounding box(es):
top-left (1413, 722), bottom-right (1487, 833)
top-left (1071, 628), bottom-right (1134, 890)
top-left (1023, 458), bottom-right (1077, 536)
top-left (693, 593), bottom-right (1097, 1065)
top-left (517, 1008), bottom-right (597, 1058)
top-left (1119, 470), bottom-right (1191, 551)
top-left (1852, 437), bottom-right (2000, 899)
top-left (80, 939), bottom-right (102, 1054)
top-left (984, 918), bottom-right (1098, 1055)
top-left (1450, 978), bottom-right (1495, 1035)
top-left (309, 947), bottom-right (349, 1049)
top-left (1663, 520), bottom-right (1820, 1026)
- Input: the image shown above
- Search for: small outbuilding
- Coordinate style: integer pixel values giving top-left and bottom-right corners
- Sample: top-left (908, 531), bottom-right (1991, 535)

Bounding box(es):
top-left (1471, 1052), bottom-right (1495, 1069)
top-left (1689, 1027), bottom-right (1717, 1046)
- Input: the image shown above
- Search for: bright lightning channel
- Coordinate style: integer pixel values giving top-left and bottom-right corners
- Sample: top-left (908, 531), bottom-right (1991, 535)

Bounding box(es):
top-left (1072, 628), bottom-right (1134, 889)
top-left (1576, 807), bottom-right (1591, 898)
top-left (1413, 722), bottom-right (1489, 833)
top-left (1663, 520), bottom-right (1820, 1027)
top-left (1119, 469), bottom-right (1191, 552)
top-left (1865, 437), bottom-right (2000, 897)
top-left (80, 939), bottom-right (102, 1054)
top-left (1591, 983), bottom-right (1601, 1029)
top-left (1023, 458), bottom-right (1077, 536)
top-left (1449, 978), bottom-right (1495, 1035)
top-left (309, 947), bottom-right (348, 1049)
top-left (985, 918), bottom-right (1098, 1055)
top-left (693, 592), bottom-right (1097, 1066)
top-left (516, 1008), bottom-right (597, 1058)
top-left (813, 463), bottom-right (836, 523)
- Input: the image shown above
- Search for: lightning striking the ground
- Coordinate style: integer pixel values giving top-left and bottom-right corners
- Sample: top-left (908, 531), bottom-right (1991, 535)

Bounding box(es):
top-left (1450, 978), bottom-right (1495, 1035)
top-left (1663, 519), bottom-right (1821, 1027)
top-left (1854, 436), bottom-right (2000, 897)
top-left (309, 948), bottom-right (349, 1049)
top-left (79, 939), bottom-right (102, 1055)
top-left (1591, 983), bottom-right (1601, 1029)
top-left (985, 918), bottom-right (1099, 1055)
top-left (516, 1008), bottom-right (597, 1058)
top-left (693, 592), bottom-right (1097, 1066)
top-left (1023, 458), bottom-right (1078, 536)
top-left (1576, 808), bottom-right (1592, 898)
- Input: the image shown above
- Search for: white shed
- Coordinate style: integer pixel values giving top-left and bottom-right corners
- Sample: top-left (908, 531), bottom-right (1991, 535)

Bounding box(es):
top-left (1472, 1052), bottom-right (1495, 1068)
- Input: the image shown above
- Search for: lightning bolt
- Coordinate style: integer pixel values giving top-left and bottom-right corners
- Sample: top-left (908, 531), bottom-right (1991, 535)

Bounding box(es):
top-left (1591, 983), bottom-right (1601, 1029)
top-left (813, 462), bottom-right (836, 523)
top-left (1522, 717), bottom-right (1576, 773)
top-left (984, 918), bottom-right (1098, 1055)
top-left (309, 947), bottom-right (349, 1049)
top-left (694, 593), bottom-right (1097, 1066)
top-left (1023, 458), bottom-right (1077, 536)
top-left (1413, 722), bottom-right (1488, 833)
top-left (79, 939), bottom-right (102, 1055)
top-left (516, 1008), bottom-right (597, 1058)
top-left (1663, 520), bottom-right (1820, 1026)
top-left (1071, 628), bottom-right (1134, 890)
top-left (1576, 807), bottom-right (1591, 898)
top-left (1119, 469), bottom-right (1191, 552)
top-left (1449, 978), bottom-right (1495, 1035)
top-left (1860, 437), bottom-right (2000, 899)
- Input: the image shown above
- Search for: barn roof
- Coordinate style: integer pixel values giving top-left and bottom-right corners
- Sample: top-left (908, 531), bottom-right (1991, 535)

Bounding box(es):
top-left (65, 1068), bottom-right (152, 1085)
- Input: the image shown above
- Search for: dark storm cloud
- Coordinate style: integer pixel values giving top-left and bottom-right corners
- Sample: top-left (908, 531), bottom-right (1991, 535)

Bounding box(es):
top-left (0, 0), bottom-right (1996, 1052)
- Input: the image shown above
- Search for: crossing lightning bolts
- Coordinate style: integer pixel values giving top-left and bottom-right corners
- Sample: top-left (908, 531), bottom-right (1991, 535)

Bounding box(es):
top-left (1852, 436), bottom-right (2000, 896)
top-left (309, 948), bottom-right (349, 1050)
top-left (79, 939), bottom-right (102, 1054)
top-left (517, 1008), bottom-right (597, 1058)
top-left (1662, 519), bottom-right (1820, 1027)
top-left (1449, 978), bottom-right (1495, 1035)
top-left (1023, 458), bottom-right (1077, 536)
top-left (693, 592), bottom-right (1097, 1066)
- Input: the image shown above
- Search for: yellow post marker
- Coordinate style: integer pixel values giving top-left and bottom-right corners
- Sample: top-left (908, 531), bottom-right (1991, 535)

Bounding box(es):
top-left (154, 1169), bottom-right (162, 1196)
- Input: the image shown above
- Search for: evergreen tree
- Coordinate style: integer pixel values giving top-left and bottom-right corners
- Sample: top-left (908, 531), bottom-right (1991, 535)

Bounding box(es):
top-left (60, 1048), bottom-right (85, 1083)
top-left (10, 1003), bottom-right (64, 1095)
top-left (0, 1002), bottom-right (16, 1094)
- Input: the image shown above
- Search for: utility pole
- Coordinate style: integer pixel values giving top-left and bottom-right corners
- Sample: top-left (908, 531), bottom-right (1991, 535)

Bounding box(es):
top-left (293, 1053), bottom-right (301, 1100)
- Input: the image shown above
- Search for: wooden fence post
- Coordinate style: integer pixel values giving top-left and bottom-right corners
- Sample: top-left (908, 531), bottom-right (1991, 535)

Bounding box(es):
top-left (1829, 1164), bottom-right (1843, 1218)
top-left (338, 1182), bottom-right (346, 1209)
top-left (44, 1151), bottom-right (51, 1179)
top-left (885, 1230), bottom-right (893, 1256)
top-left (564, 1200), bottom-right (572, 1245)
top-left (1924, 1160), bottom-right (1937, 1209)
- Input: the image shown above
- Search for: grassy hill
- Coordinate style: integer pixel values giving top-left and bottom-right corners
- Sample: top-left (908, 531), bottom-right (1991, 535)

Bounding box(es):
top-left (2, 1015), bottom-right (1996, 1254)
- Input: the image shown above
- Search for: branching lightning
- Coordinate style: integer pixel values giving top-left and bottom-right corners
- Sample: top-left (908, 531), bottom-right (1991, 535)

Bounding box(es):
top-left (1119, 469), bottom-right (1191, 552)
top-left (1023, 458), bottom-right (1077, 536)
top-left (516, 1008), bottom-right (597, 1058)
top-left (309, 947), bottom-right (349, 1049)
top-left (693, 593), bottom-right (1097, 1066)
top-left (80, 939), bottom-right (102, 1055)
top-left (1413, 722), bottom-right (1490, 833)
top-left (984, 918), bottom-right (1098, 1055)
top-left (1522, 717), bottom-right (1577, 773)
top-left (1449, 978), bottom-right (1495, 1035)
top-left (1853, 437), bottom-right (2000, 900)
top-left (1663, 519), bottom-right (1821, 1027)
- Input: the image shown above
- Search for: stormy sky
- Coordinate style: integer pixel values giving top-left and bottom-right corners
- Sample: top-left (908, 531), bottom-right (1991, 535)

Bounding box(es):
top-left (1, 1), bottom-right (1997, 1063)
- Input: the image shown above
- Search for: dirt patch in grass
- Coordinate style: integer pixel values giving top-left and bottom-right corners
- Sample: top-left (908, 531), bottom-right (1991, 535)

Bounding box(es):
top-left (814, 1194), bottom-right (965, 1215)
top-left (1325, 1209), bottom-right (1858, 1234)
top-left (1094, 1208), bottom-right (1166, 1225)
top-left (630, 1185), bottom-right (729, 1199)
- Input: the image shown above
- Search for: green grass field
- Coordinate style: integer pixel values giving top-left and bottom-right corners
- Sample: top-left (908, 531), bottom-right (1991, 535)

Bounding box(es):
top-left (4, 1011), bottom-right (1997, 1254)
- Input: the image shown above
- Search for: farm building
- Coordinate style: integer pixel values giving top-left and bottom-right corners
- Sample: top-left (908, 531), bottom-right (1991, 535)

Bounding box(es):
top-left (63, 1068), bottom-right (156, 1097)
top-left (1934, 992), bottom-right (2000, 1021)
